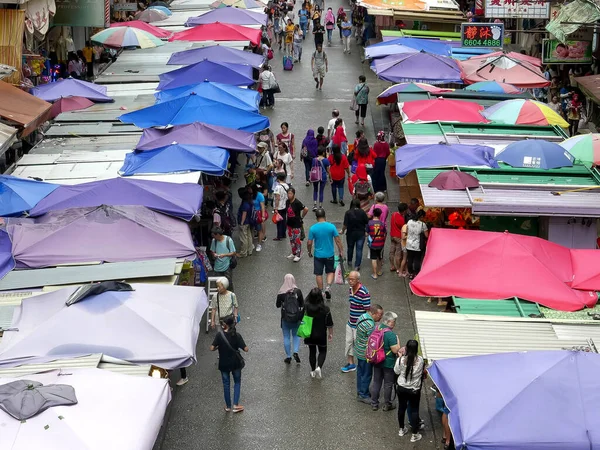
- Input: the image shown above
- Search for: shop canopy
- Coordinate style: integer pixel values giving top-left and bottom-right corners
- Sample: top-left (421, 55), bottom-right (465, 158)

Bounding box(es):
top-left (31, 78), bottom-right (113, 103)
top-left (0, 283), bottom-right (208, 370)
top-left (0, 81), bottom-right (51, 138)
top-left (156, 81), bottom-right (259, 111)
top-left (168, 22), bottom-right (262, 45)
top-left (0, 230), bottom-right (15, 281)
top-left (136, 122), bottom-right (256, 152)
top-left (110, 20), bottom-right (172, 38)
top-left (430, 351), bottom-right (600, 450)
top-left (460, 52), bottom-right (550, 89)
top-left (371, 52), bottom-right (462, 85)
top-left (0, 369), bottom-right (171, 450)
top-left (185, 7), bottom-right (267, 26)
top-left (395, 143), bottom-right (498, 177)
top-left (0, 174), bottom-right (58, 216)
top-left (29, 177), bottom-right (203, 220)
top-left (167, 45), bottom-right (264, 68)
top-left (365, 37), bottom-right (452, 59)
top-left (6, 205), bottom-right (195, 269)
top-left (120, 144), bottom-right (229, 176)
top-left (411, 228), bottom-right (599, 311)
top-left (158, 60), bottom-right (255, 90)
top-left (119, 94), bottom-right (270, 131)
top-left (401, 98), bottom-right (488, 123)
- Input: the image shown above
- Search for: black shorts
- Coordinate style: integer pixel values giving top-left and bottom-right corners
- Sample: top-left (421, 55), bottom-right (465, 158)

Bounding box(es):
top-left (369, 248), bottom-right (382, 260)
top-left (355, 103), bottom-right (368, 118)
top-left (314, 256), bottom-right (335, 275)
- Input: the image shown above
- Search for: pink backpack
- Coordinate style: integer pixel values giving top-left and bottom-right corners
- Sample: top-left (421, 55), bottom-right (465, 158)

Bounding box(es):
top-left (365, 326), bottom-right (387, 365)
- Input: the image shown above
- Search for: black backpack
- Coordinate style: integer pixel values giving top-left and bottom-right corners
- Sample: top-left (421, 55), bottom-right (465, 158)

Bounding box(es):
top-left (282, 289), bottom-right (302, 322)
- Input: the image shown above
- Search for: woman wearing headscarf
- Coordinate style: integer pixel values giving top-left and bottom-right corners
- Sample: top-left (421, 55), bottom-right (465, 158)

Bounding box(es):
top-left (276, 274), bottom-right (305, 364)
top-left (301, 129), bottom-right (319, 186)
top-left (324, 7), bottom-right (335, 45)
top-left (350, 164), bottom-right (374, 212)
top-left (372, 130), bottom-right (390, 192)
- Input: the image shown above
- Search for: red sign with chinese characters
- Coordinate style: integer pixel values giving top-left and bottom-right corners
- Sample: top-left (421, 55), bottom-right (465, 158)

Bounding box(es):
top-left (461, 23), bottom-right (504, 48)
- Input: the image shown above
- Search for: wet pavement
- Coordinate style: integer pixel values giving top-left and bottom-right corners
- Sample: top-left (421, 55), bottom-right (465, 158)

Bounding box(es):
top-left (161, 3), bottom-right (446, 448)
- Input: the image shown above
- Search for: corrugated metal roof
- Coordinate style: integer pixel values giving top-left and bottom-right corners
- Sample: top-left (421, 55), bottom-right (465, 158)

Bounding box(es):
top-left (44, 122), bottom-right (140, 137)
top-left (0, 305), bottom-right (16, 329)
top-left (419, 183), bottom-right (471, 207)
top-left (0, 259), bottom-right (179, 291)
top-left (31, 136), bottom-right (141, 154)
top-left (415, 310), bottom-right (593, 360)
top-left (54, 96), bottom-right (154, 123)
top-left (0, 122), bottom-right (17, 156)
top-left (552, 324), bottom-right (600, 341)
top-left (403, 122), bottom-right (568, 138)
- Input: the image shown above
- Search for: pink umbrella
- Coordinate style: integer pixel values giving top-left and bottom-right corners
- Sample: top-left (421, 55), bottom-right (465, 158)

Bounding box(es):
top-left (428, 170), bottom-right (480, 190)
top-left (50, 96), bottom-right (94, 118)
top-left (401, 98), bottom-right (488, 123)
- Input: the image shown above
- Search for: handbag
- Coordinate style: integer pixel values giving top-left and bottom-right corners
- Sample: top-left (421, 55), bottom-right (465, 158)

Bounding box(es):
top-left (271, 81), bottom-right (282, 94)
top-left (219, 330), bottom-right (245, 369)
top-left (225, 237), bottom-right (238, 269)
top-left (297, 314), bottom-right (314, 338)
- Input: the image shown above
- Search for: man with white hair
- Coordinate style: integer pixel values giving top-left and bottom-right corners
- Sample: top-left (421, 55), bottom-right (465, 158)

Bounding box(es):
top-left (341, 270), bottom-right (371, 373)
top-left (370, 311), bottom-right (400, 411)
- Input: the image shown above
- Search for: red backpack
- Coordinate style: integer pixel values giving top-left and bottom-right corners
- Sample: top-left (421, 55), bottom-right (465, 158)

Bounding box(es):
top-left (365, 326), bottom-right (387, 364)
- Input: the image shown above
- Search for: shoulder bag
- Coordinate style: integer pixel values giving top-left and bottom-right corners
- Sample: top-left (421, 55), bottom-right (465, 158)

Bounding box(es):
top-left (219, 330), bottom-right (245, 369)
top-left (350, 84), bottom-right (365, 111)
top-left (226, 236), bottom-right (238, 269)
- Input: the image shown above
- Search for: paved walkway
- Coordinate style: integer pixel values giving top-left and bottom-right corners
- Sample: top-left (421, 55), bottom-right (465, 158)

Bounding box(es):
top-left (160, 3), bottom-right (444, 449)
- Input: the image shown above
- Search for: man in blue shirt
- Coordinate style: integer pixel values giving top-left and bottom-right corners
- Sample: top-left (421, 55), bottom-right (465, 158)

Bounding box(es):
top-left (308, 208), bottom-right (344, 299)
top-left (209, 227), bottom-right (237, 291)
top-left (298, 4), bottom-right (309, 39)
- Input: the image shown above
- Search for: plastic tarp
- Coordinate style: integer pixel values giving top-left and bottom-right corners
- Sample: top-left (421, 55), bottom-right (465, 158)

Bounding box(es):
top-left (120, 144), bottom-right (229, 176)
top-left (395, 143), bottom-right (498, 177)
top-left (0, 174), bottom-right (58, 216)
top-left (430, 351), bottom-right (600, 450)
top-left (29, 177), bottom-right (203, 221)
top-left (0, 368), bottom-right (171, 450)
top-left (185, 8), bottom-right (267, 26)
top-left (6, 205), bottom-right (195, 268)
top-left (136, 122), bottom-right (256, 152)
top-left (118, 94), bottom-right (270, 131)
top-left (167, 44), bottom-right (264, 68)
top-left (31, 78), bottom-right (113, 102)
top-left (410, 228), bottom-right (599, 311)
top-left (0, 283), bottom-right (208, 369)
top-left (155, 81), bottom-right (259, 111)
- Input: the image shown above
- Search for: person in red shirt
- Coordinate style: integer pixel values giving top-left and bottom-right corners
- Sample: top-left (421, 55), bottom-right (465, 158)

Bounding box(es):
top-left (331, 119), bottom-right (348, 154)
top-left (372, 130), bottom-right (390, 193)
top-left (389, 203), bottom-right (408, 276)
top-left (354, 137), bottom-right (376, 175)
top-left (328, 143), bottom-right (350, 206)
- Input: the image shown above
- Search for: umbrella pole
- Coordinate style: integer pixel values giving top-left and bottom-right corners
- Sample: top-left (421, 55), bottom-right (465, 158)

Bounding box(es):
top-left (551, 185), bottom-right (600, 195)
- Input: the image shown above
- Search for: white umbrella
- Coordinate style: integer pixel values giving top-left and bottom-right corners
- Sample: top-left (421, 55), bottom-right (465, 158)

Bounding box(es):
top-left (0, 283), bottom-right (208, 370)
top-left (0, 368), bottom-right (170, 450)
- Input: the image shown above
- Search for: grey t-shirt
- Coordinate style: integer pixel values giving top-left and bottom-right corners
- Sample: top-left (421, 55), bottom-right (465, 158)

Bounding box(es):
top-left (312, 50), bottom-right (327, 67)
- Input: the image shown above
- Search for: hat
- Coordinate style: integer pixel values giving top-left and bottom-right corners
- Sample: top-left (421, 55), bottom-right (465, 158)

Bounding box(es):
top-left (257, 142), bottom-right (268, 149)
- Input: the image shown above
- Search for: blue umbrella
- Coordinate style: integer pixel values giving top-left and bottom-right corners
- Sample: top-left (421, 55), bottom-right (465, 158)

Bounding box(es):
top-left (167, 45), bottom-right (265, 68)
top-left (0, 230), bottom-right (15, 280)
top-left (118, 94), bottom-right (270, 131)
top-left (395, 143), bottom-right (498, 177)
top-left (365, 37), bottom-right (452, 59)
top-left (148, 5), bottom-right (172, 15)
top-left (158, 60), bottom-right (255, 90)
top-left (155, 81), bottom-right (260, 111)
top-left (0, 175), bottom-right (58, 216)
top-left (120, 144), bottom-right (230, 176)
top-left (497, 140), bottom-right (574, 169)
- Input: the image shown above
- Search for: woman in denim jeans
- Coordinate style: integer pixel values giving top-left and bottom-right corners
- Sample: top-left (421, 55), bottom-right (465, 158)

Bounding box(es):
top-left (328, 144), bottom-right (350, 207)
top-left (276, 273), bottom-right (305, 364)
top-left (210, 315), bottom-right (248, 413)
top-left (341, 198), bottom-right (369, 271)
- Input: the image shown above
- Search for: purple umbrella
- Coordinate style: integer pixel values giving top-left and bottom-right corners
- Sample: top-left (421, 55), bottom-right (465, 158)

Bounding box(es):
top-left (371, 52), bottom-right (462, 85)
top-left (430, 351), bottom-right (600, 450)
top-left (136, 122), bottom-right (256, 152)
top-left (395, 143), bottom-right (498, 177)
top-left (31, 78), bottom-right (114, 102)
top-left (29, 178), bottom-right (203, 220)
top-left (428, 170), bottom-right (480, 190)
top-left (7, 205), bottom-right (195, 269)
top-left (158, 60), bottom-right (254, 90)
top-left (167, 45), bottom-right (265, 67)
top-left (185, 8), bottom-right (267, 26)
top-left (0, 230), bottom-right (15, 281)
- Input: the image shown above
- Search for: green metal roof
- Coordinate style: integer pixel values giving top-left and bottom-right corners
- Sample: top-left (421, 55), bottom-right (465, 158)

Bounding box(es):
top-left (453, 297), bottom-right (542, 317)
top-left (403, 122), bottom-right (569, 138)
top-left (417, 166), bottom-right (600, 186)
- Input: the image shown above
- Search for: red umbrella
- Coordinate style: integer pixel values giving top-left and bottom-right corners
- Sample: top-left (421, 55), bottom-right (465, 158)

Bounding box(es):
top-left (168, 22), bottom-right (262, 46)
top-left (110, 20), bottom-right (172, 39)
top-left (428, 170), bottom-right (480, 190)
top-left (410, 228), bottom-right (599, 312)
top-left (50, 96), bottom-right (94, 118)
top-left (401, 98), bottom-right (488, 123)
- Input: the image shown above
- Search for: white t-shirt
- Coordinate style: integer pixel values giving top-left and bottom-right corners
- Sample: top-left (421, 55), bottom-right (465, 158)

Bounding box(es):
top-left (273, 182), bottom-right (290, 210)
top-left (328, 118), bottom-right (346, 136)
top-left (256, 151), bottom-right (273, 170)
top-left (276, 151), bottom-right (293, 183)
top-left (405, 220), bottom-right (427, 251)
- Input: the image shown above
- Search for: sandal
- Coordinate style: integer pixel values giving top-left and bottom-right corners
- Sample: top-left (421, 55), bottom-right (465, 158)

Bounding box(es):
top-left (390, 267), bottom-right (397, 272)
top-left (232, 405), bottom-right (245, 413)
top-left (370, 274), bottom-right (378, 280)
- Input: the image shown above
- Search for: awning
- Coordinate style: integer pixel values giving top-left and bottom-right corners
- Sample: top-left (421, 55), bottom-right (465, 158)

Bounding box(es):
top-left (366, 8), bottom-right (465, 22)
top-left (575, 75), bottom-right (600, 105)
top-left (0, 81), bottom-right (51, 138)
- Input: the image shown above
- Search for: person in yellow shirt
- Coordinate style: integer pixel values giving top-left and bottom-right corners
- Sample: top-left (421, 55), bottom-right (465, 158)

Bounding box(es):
top-left (82, 41), bottom-right (94, 79)
top-left (285, 19), bottom-right (295, 57)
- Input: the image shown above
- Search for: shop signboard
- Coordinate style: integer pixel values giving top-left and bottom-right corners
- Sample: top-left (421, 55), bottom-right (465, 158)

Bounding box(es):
top-left (542, 39), bottom-right (593, 64)
top-left (461, 23), bottom-right (504, 48)
top-left (484, 0), bottom-right (549, 19)
top-left (113, 1), bottom-right (137, 11)
top-left (53, 0), bottom-right (109, 27)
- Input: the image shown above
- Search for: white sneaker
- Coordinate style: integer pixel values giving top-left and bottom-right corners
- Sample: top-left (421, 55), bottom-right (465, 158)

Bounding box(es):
top-left (176, 377), bottom-right (189, 386)
top-left (293, 256), bottom-right (301, 262)
top-left (410, 433), bottom-right (422, 443)
top-left (398, 427), bottom-right (409, 437)
top-left (256, 244), bottom-right (262, 252)
top-left (310, 371), bottom-right (316, 378)
top-left (287, 254), bottom-right (295, 259)
top-left (315, 367), bottom-right (322, 378)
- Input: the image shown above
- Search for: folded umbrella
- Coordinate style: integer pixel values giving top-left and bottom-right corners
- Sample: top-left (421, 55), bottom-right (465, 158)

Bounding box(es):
top-left (147, 5), bottom-right (171, 15)
top-left (31, 78), bottom-right (113, 103)
top-left (136, 8), bottom-right (168, 22)
top-left (158, 60), bottom-right (254, 90)
top-left (155, 81), bottom-right (259, 111)
top-left (50, 96), bottom-right (94, 118)
top-left (185, 7), bottom-right (267, 26)
top-left (497, 140), bottom-right (574, 169)
top-left (428, 170), bottom-right (480, 190)
top-left (167, 44), bottom-right (265, 68)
